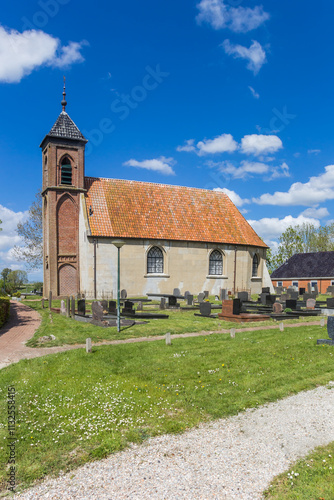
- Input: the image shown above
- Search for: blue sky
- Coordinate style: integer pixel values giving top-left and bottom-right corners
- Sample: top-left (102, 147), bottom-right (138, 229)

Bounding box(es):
top-left (1, 0), bottom-right (334, 281)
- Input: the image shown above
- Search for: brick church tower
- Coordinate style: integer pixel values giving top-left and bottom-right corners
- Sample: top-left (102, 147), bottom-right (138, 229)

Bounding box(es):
top-left (40, 82), bottom-right (87, 297)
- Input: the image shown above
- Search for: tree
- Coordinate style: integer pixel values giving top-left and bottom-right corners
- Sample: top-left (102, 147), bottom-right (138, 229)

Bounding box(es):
top-left (1, 268), bottom-right (11, 292)
top-left (5, 270), bottom-right (28, 294)
top-left (0, 219), bottom-right (2, 231)
top-left (13, 190), bottom-right (42, 269)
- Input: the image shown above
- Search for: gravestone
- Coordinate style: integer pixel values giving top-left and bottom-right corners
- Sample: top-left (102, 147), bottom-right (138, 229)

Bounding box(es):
top-left (286, 299), bottom-right (297, 310)
top-left (160, 298), bottom-right (166, 310)
top-left (299, 288), bottom-right (306, 296)
top-left (233, 298), bottom-right (242, 315)
top-left (307, 283), bottom-right (312, 293)
top-left (303, 292), bottom-right (317, 301)
top-left (41, 298), bottom-right (45, 309)
top-left (184, 291), bottom-right (191, 298)
top-left (137, 301), bottom-right (143, 311)
top-left (71, 297), bottom-right (76, 318)
top-left (92, 301), bottom-right (103, 322)
top-left (120, 289), bottom-right (127, 299)
top-left (203, 290), bottom-right (209, 299)
top-left (165, 332), bottom-right (171, 346)
top-left (317, 316), bottom-right (334, 345)
top-left (77, 299), bottom-right (86, 316)
top-left (238, 291), bottom-right (249, 302)
top-left (187, 294), bottom-right (193, 306)
top-left (306, 298), bottom-right (316, 310)
top-left (168, 296), bottom-right (177, 307)
top-left (260, 293), bottom-right (269, 305)
top-left (86, 338), bottom-right (92, 354)
top-left (199, 302), bottom-right (212, 317)
top-left (122, 300), bottom-right (134, 315)
top-left (280, 293), bottom-right (288, 302)
top-left (60, 300), bottom-right (66, 315)
top-left (220, 289), bottom-right (227, 300)
top-left (49, 290), bottom-right (52, 310)
top-left (327, 285), bottom-right (334, 294)
top-left (101, 300), bottom-right (108, 313)
top-left (230, 328), bottom-right (236, 338)
top-left (327, 298), bottom-right (334, 308)
top-left (66, 296), bottom-right (71, 318)
top-left (262, 287), bottom-right (270, 294)
top-left (108, 300), bottom-right (117, 314)
top-left (279, 322), bottom-right (284, 332)
top-left (173, 288), bottom-right (181, 297)
top-left (273, 302), bottom-right (283, 314)
top-left (314, 283), bottom-right (319, 296)
top-left (197, 293), bottom-right (205, 303)
top-left (275, 286), bottom-right (283, 294)
top-left (287, 291), bottom-right (298, 300)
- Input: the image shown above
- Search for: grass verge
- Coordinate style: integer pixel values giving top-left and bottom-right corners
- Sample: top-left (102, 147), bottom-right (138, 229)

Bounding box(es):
top-left (0, 323), bottom-right (333, 494)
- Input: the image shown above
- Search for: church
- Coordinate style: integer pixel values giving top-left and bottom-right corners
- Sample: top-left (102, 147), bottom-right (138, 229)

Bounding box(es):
top-left (41, 86), bottom-right (271, 298)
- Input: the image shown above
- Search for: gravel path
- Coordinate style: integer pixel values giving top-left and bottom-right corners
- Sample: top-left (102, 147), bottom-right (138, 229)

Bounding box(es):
top-left (14, 382), bottom-right (334, 500)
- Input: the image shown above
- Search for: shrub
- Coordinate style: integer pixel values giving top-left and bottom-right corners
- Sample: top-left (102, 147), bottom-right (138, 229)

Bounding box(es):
top-left (0, 297), bottom-right (10, 327)
top-left (12, 291), bottom-right (21, 298)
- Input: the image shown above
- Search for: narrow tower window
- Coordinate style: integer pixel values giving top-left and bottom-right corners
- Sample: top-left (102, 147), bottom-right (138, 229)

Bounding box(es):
top-left (252, 254), bottom-right (259, 277)
top-left (61, 157), bottom-right (72, 185)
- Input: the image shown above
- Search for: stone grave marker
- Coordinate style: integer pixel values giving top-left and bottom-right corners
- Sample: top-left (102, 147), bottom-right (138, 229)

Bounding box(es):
top-left (187, 294), bottom-right (193, 306)
top-left (317, 316), bottom-right (334, 345)
top-left (306, 298), bottom-right (316, 310)
top-left (60, 300), bottom-right (66, 315)
top-left (101, 300), bottom-right (108, 313)
top-left (197, 292), bottom-right (205, 303)
top-left (275, 286), bottom-right (283, 294)
top-left (233, 298), bottom-right (242, 315)
top-left (203, 290), bottom-right (209, 299)
top-left (41, 298), bottom-right (45, 309)
top-left (327, 298), bottom-right (334, 308)
top-left (108, 300), bottom-right (117, 314)
top-left (199, 302), bottom-right (212, 317)
top-left (66, 296), bottom-right (71, 318)
top-left (273, 302), bottom-right (283, 314)
top-left (173, 288), bottom-right (181, 297)
top-left (299, 288), bottom-right (306, 296)
top-left (122, 300), bottom-right (134, 315)
top-left (160, 298), bottom-right (166, 310)
top-left (220, 289), bottom-right (227, 300)
top-left (287, 291), bottom-right (299, 300)
top-left (49, 290), bottom-right (52, 310)
top-left (168, 296), bottom-right (178, 307)
top-left (307, 283), bottom-right (312, 293)
top-left (230, 328), bottom-right (236, 338)
top-left (77, 299), bottom-right (86, 316)
top-left (165, 332), bottom-right (172, 345)
top-left (238, 291), bottom-right (249, 302)
top-left (320, 317), bottom-right (325, 327)
top-left (286, 299), bottom-right (297, 310)
top-left (120, 289), bottom-right (127, 299)
top-left (279, 322), bottom-right (284, 332)
top-left (137, 301), bottom-right (143, 311)
top-left (262, 287), bottom-right (270, 294)
top-left (327, 285), bottom-right (334, 294)
top-left (260, 292), bottom-right (269, 305)
top-left (314, 283), bottom-right (319, 296)
top-left (92, 301), bottom-right (103, 322)
top-left (71, 297), bottom-right (76, 318)
top-left (86, 338), bottom-right (92, 354)
top-left (184, 291), bottom-right (190, 298)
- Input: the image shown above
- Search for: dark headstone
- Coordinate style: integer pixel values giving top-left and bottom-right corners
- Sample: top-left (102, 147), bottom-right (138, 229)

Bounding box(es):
top-left (299, 288), bottom-right (306, 296)
top-left (108, 300), bottom-right (117, 314)
top-left (262, 287), bottom-right (270, 294)
top-left (273, 302), bottom-right (283, 314)
top-left (184, 291), bottom-right (190, 298)
top-left (266, 295), bottom-right (276, 305)
top-left (168, 296), bottom-right (177, 307)
top-left (71, 297), bottom-right (76, 318)
top-left (199, 302), bottom-right (212, 317)
top-left (122, 300), bottom-right (134, 314)
top-left (303, 292), bottom-right (317, 301)
top-left (280, 293), bottom-right (288, 302)
top-left (260, 293), bottom-right (269, 305)
top-left (49, 290), bottom-right (52, 310)
top-left (317, 316), bottom-right (334, 345)
top-left (220, 289), bottom-right (227, 300)
top-left (198, 292), bottom-right (205, 303)
top-left (238, 291), bottom-right (249, 302)
top-left (101, 300), bottom-right (108, 313)
top-left (77, 299), bottom-right (86, 316)
top-left (187, 294), bottom-right (194, 306)
top-left (66, 296), bottom-right (71, 318)
top-left (287, 291), bottom-right (299, 300)
top-left (327, 286), bottom-right (334, 294)
top-left (286, 299), bottom-right (297, 310)
top-left (327, 298), bottom-right (334, 309)
top-left (120, 289), bottom-right (127, 299)
top-left (173, 288), bottom-right (181, 297)
top-left (160, 298), bottom-right (166, 310)
top-left (203, 291), bottom-right (209, 299)
top-left (92, 301), bottom-right (103, 322)
top-left (233, 298), bottom-right (242, 315)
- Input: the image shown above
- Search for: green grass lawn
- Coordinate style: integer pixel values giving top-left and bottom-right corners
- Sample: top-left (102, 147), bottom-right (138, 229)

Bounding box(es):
top-left (0, 322), bottom-right (334, 495)
top-left (22, 298), bottom-right (323, 348)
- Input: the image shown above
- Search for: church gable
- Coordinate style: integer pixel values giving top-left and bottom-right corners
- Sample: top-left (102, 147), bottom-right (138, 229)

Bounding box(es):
top-left (84, 177), bottom-right (267, 247)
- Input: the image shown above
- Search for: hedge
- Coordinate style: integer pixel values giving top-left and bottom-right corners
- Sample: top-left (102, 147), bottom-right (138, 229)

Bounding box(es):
top-left (0, 297), bottom-right (10, 328)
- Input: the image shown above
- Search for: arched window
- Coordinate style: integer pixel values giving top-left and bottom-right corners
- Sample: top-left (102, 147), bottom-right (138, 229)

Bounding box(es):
top-left (209, 250), bottom-right (223, 275)
top-left (252, 254), bottom-right (259, 277)
top-left (147, 246), bottom-right (163, 274)
top-left (61, 157), bottom-right (72, 185)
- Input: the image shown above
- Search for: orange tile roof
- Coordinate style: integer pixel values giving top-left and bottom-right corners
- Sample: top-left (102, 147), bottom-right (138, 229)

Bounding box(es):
top-left (84, 177), bottom-right (267, 247)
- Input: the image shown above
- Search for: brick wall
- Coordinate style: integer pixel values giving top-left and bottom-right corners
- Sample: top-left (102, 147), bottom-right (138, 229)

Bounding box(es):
top-left (58, 264), bottom-right (77, 296)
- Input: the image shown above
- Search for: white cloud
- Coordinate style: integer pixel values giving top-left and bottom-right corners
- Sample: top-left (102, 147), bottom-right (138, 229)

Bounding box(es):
top-left (267, 162), bottom-right (290, 180)
top-left (196, 0), bottom-right (269, 32)
top-left (216, 160), bottom-right (269, 179)
top-left (247, 215), bottom-right (321, 241)
top-left (253, 165), bottom-right (334, 207)
top-left (300, 207), bottom-right (329, 219)
top-left (123, 157), bottom-right (176, 175)
top-left (0, 205), bottom-right (28, 271)
top-left (307, 149), bottom-right (321, 155)
top-left (176, 139), bottom-right (196, 153)
top-left (197, 133), bottom-right (238, 155)
top-left (0, 25), bottom-right (86, 83)
top-left (213, 187), bottom-right (250, 207)
top-left (222, 39), bottom-right (267, 74)
top-left (241, 134), bottom-right (283, 156)
top-left (248, 86), bottom-right (260, 99)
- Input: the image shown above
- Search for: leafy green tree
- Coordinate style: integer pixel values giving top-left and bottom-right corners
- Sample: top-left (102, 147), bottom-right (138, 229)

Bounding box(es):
top-left (1, 268), bottom-right (11, 292)
top-left (13, 190), bottom-right (42, 269)
top-left (5, 270), bottom-right (28, 294)
top-left (0, 219), bottom-right (2, 231)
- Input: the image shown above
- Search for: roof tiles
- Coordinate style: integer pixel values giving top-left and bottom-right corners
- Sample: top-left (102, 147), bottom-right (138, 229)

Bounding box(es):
top-left (271, 252), bottom-right (334, 278)
top-left (84, 177), bottom-right (266, 247)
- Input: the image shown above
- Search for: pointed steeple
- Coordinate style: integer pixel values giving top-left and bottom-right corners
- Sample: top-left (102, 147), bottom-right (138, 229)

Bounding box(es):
top-left (61, 76), bottom-right (67, 112)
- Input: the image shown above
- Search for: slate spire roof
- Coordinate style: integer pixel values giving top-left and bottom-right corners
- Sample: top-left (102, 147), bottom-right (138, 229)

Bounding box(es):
top-left (84, 177), bottom-right (268, 247)
top-left (271, 252), bottom-right (334, 278)
top-left (47, 111), bottom-right (87, 142)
